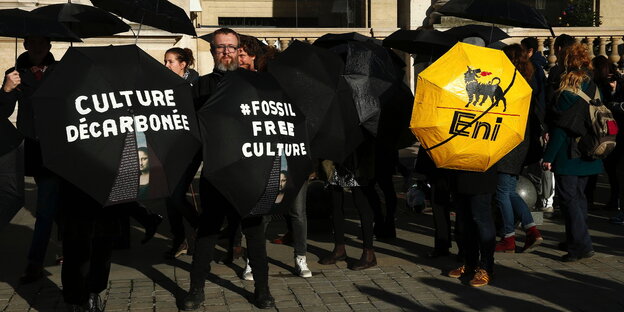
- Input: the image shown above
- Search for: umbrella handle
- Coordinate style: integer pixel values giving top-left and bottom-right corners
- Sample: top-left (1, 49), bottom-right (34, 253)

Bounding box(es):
top-left (189, 184), bottom-right (199, 213)
top-left (135, 13), bottom-right (145, 45)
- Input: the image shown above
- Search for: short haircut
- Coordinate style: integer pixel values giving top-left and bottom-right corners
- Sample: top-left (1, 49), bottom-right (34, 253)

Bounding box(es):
top-left (239, 35), bottom-right (263, 57)
top-left (521, 37), bottom-right (538, 52)
top-left (554, 34), bottom-right (575, 52)
top-left (210, 28), bottom-right (240, 51)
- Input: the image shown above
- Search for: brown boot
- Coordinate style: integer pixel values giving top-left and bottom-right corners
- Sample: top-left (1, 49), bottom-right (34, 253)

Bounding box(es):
top-left (319, 244), bottom-right (347, 265)
top-left (350, 248), bottom-right (377, 270)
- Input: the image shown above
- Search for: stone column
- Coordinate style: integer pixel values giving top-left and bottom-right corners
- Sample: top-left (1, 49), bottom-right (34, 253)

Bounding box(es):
top-left (586, 37), bottom-right (595, 59)
top-left (609, 36), bottom-right (622, 65)
top-left (266, 39), bottom-right (277, 49)
top-left (537, 37), bottom-right (545, 54)
top-left (279, 39), bottom-right (291, 51)
top-left (598, 37), bottom-right (607, 57)
top-left (547, 38), bottom-right (557, 68)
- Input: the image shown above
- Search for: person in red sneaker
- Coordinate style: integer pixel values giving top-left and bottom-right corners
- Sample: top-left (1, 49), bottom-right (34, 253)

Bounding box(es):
top-left (494, 44), bottom-right (544, 254)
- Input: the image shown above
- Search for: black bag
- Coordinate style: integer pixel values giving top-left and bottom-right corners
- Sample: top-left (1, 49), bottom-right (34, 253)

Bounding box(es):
top-left (567, 86), bottom-right (619, 160)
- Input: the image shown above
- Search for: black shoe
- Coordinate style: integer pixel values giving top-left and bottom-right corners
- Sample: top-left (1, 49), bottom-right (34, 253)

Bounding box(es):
top-left (561, 250), bottom-right (595, 262)
top-left (426, 249), bottom-right (450, 259)
top-left (181, 287), bottom-right (204, 311)
top-left (141, 214), bottom-right (163, 244)
top-left (253, 288), bottom-right (275, 309)
top-left (87, 293), bottom-right (103, 312)
top-left (20, 263), bottom-right (44, 284)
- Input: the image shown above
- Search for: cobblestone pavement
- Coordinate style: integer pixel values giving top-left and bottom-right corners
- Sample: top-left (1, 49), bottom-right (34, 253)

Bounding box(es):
top-left (1, 176), bottom-right (624, 312)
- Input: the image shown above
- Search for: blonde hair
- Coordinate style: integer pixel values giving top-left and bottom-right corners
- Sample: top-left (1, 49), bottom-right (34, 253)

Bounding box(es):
top-left (557, 43), bottom-right (593, 93)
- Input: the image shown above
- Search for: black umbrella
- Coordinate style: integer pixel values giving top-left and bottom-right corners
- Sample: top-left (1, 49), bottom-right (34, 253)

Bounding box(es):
top-left (32, 3), bottom-right (130, 38)
top-left (382, 28), bottom-right (458, 55)
top-left (314, 32), bottom-right (381, 49)
top-left (341, 40), bottom-right (403, 136)
top-left (90, 0), bottom-right (196, 36)
top-left (197, 69), bottom-right (311, 217)
top-left (0, 8), bottom-right (80, 42)
top-left (444, 24), bottom-right (509, 45)
top-left (268, 40), bottom-right (362, 163)
top-left (31, 45), bottom-right (201, 206)
top-left (438, 0), bottom-right (555, 36)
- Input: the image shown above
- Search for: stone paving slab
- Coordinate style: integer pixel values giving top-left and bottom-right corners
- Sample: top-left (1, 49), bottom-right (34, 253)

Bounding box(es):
top-left (2, 175), bottom-right (624, 311)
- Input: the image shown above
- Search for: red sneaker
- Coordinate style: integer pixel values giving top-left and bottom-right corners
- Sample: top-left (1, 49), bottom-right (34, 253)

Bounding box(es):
top-left (523, 226), bottom-right (543, 253)
top-left (495, 236), bottom-right (516, 253)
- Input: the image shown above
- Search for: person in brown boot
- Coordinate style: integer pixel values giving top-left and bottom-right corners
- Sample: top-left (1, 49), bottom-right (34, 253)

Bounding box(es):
top-left (318, 158), bottom-right (377, 270)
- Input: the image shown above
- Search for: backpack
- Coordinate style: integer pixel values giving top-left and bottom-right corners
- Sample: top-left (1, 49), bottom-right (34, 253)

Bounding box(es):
top-left (567, 86), bottom-right (619, 160)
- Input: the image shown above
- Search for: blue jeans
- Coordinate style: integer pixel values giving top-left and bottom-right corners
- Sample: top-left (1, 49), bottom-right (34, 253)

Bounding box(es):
top-left (28, 170), bottom-right (61, 265)
top-left (495, 173), bottom-right (536, 237)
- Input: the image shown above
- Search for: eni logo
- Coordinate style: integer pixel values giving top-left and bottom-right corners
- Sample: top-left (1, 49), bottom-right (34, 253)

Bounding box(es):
top-left (449, 111), bottom-right (502, 141)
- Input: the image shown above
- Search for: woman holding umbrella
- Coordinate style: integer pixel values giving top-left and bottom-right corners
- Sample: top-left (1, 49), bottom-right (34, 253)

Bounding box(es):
top-left (162, 47), bottom-right (201, 259)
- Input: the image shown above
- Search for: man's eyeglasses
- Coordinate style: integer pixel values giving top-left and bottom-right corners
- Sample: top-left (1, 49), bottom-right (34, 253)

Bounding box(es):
top-left (214, 45), bottom-right (239, 53)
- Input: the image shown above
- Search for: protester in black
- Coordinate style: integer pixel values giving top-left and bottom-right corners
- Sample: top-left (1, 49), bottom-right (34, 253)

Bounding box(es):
top-left (162, 47), bottom-right (201, 259)
top-left (0, 36), bottom-right (62, 284)
top-left (182, 28), bottom-right (275, 311)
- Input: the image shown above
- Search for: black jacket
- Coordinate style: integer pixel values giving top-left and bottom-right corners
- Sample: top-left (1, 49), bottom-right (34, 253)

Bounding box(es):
top-left (0, 52), bottom-right (55, 175)
top-left (192, 68), bottom-right (225, 111)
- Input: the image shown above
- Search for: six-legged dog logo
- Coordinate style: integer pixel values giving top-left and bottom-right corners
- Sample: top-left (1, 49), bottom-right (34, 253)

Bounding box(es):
top-left (463, 66), bottom-right (508, 112)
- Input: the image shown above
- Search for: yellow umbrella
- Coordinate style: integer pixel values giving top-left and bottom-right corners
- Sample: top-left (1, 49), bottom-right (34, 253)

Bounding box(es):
top-left (411, 42), bottom-right (532, 172)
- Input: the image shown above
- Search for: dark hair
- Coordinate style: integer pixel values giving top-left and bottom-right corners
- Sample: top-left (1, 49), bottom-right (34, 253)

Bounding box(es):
top-left (165, 47), bottom-right (195, 69)
top-left (503, 44), bottom-right (534, 81)
top-left (239, 35), bottom-right (263, 57)
top-left (592, 55), bottom-right (619, 94)
top-left (554, 34), bottom-right (576, 61)
top-left (255, 46), bottom-right (281, 72)
top-left (520, 37), bottom-right (538, 52)
top-left (210, 28), bottom-right (240, 51)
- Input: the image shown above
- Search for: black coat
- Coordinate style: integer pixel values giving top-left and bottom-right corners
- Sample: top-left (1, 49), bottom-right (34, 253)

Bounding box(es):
top-left (0, 52), bottom-right (55, 175)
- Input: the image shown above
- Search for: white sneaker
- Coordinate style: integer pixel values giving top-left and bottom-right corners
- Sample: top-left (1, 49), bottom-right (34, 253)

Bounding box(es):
top-left (541, 206), bottom-right (554, 213)
top-left (294, 255), bottom-right (312, 278)
top-left (242, 259), bottom-right (254, 281)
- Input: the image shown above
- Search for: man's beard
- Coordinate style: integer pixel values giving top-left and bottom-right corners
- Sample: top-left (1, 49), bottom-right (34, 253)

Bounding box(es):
top-left (215, 56), bottom-right (239, 71)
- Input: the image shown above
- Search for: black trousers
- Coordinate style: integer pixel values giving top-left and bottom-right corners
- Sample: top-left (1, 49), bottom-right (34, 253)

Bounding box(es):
top-left (429, 175), bottom-right (455, 251)
top-left (330, 186), bottom-right (374, 249)
top-left (453, 192), bottom-right (496, 273)
top-left (165, 151), bottom-right (201, 244)
top-left (61, 182), bottom-right (118, 305)
top-left (556, 174), bottom-right (593, 256)
top-left (190, 177), bottom-right (268, 290)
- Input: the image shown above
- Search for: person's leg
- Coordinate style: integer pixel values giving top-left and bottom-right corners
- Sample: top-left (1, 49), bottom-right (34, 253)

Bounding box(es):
top-left (60, 182), bottom-right (99, 307)
top-left (541, 169), bottom-right (555, 211)
top-left (470, 193), bottom-right (496, 274)
top-left (23, 170), bottom-right (61, 283)
top-left (242, 215), bottom-right (274, 308)
top-left (183, 178), bottom-right (227, 311)
top-left (290, 181), bottom-right (308, 257)
top-left (350, 187), bottom-right (377, 270)
top-left (376, 173), bottom-right (397, 238)
top-left (0, 144), bottom-right (23, 232)
top-left (319, 186), bottom-right (346, 264)
top-left (452, 193), bottom-right (478, 272)
top-left (494, 173), bottom-right (517, 252)
top-left (557, 175), bottom-right (593, 260)
top-left (429, 174), bottom-right (452, 256)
